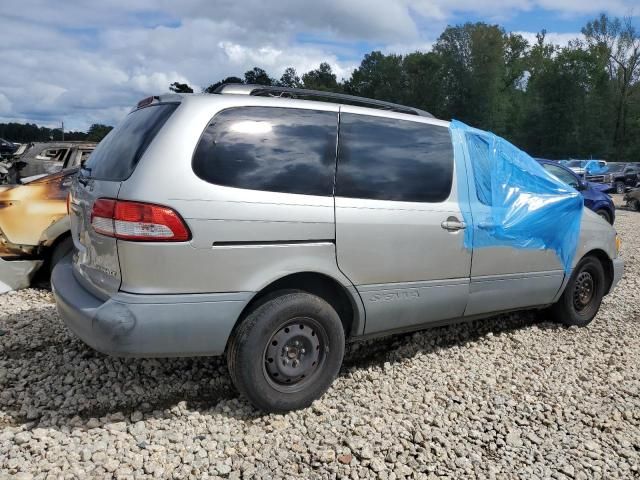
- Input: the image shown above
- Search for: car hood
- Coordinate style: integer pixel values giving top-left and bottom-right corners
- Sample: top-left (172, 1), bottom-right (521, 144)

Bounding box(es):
top-left (586, 182), bottom-right (611, 193)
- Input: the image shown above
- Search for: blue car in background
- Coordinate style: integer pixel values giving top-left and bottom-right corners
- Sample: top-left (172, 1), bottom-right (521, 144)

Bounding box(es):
top-left (536, 159), bottom-right (615, 224)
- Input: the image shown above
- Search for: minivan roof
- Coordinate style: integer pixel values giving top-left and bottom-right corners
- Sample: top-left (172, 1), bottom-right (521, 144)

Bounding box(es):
top-left (214, 84), bottom-right (435, 118)
top-left (151, 85), bottom-right (437, 121)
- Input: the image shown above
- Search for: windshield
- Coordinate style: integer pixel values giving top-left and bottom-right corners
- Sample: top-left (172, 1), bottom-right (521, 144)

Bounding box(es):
top-left (83, 103), bottom-right (178, 181)
top-left (607, 164), bottom-right (625, 173)
top-left (565, 160), bottom-right (585, 167)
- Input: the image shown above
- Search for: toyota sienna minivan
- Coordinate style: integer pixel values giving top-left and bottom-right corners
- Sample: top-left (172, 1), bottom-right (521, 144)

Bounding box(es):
top-left (52, 85), bottom-right (623, 412)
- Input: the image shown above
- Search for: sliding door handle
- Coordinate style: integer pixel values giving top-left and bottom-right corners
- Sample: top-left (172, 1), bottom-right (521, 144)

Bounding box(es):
top-left (441, 217), bottom-right (467, 231)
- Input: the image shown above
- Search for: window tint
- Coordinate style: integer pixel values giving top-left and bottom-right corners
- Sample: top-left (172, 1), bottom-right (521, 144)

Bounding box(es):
top-left (193, 107), bottom-right (338, 196)
top-left (336, 114), bottom-right (453, 203)
top-left (84, 103), bottom-right (178, 181)
top-left (542, 163), bottom-right (580, 188)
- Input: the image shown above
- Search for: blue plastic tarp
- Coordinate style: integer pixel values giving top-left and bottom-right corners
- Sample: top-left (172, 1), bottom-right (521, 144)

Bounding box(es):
top-left (450, 120), bottom-right (583, 272)
top-left (584, 160), bottom-right (608, 174)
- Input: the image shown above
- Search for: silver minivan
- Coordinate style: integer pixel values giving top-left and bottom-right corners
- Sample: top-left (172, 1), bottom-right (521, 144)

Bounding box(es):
top-left (52, 85), bottom-right (624, 412)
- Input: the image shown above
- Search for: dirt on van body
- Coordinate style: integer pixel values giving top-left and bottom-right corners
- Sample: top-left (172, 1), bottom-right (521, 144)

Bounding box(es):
top-left (0, 209), bottom-right (638, 479)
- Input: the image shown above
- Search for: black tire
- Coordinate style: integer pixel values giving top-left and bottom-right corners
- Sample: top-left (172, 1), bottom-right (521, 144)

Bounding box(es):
top-left (615, 181), bottom-right (625, 194)
top-left (595, 208), bottom-right (612, 224)
top-left (550, 256), bottom-right (606, 327)
top-left (227, 291), bottom-right (345, 413)
top-left (629, 198), bottom-right (640, 212)
top-left (49, 236), bottom-right (73, 274)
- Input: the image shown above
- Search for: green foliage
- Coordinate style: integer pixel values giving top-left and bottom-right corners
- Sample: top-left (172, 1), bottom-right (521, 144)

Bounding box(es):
top-left (0, 123), bottom-right (89, 143)
top-left (86, 124), bottom-right (113, 142)
top-left (244, 67), bottom-right (274, 86)
top-left (302, 63), bottom-right (341, 91)
top-left (278, 67), bottom-right (302, 88)
top-left (169, 82), bottom-right (194, 93)
top-left (199, 15), bottom-right (639, 160)
top-left (203, 76), bottom-right (244, 94)
top-left (7, 14), bottom-right (640, 160)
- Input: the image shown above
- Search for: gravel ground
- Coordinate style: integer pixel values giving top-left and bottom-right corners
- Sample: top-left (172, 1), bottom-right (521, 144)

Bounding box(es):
top-left (1, 205), bottom-right (639, 479)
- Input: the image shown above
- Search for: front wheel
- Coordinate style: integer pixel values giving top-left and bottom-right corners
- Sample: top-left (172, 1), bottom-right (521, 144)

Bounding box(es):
top-left (226, 291), bottom-right (345, 413)
top-left (629, 198), bottom-right (640, 211)
top-left (550, 256), bottom-right (606, 327)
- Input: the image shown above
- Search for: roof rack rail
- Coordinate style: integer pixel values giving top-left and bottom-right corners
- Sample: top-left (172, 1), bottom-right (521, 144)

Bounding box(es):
top-left (213, 84), bottom-right (434, 118)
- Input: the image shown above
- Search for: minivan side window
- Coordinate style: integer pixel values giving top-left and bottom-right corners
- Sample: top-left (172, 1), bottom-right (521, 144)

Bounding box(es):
top-left (193, 107), bottom-right (338, 196)
top-left (335, 114), bottom-right (453, 203)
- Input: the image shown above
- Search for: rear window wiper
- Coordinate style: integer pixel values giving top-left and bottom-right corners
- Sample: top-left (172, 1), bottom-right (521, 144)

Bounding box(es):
top-left (78, 165), bottom-right (92, 185)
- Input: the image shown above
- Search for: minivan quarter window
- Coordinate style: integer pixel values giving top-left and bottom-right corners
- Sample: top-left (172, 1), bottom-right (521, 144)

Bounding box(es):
top-left (193, 107), bottom-right (338, 196)
top-left (336, 114), bottom-right (454, 203)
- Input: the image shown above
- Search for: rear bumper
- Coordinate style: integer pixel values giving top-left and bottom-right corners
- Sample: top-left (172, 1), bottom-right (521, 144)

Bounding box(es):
top-left (0, 257), bottom-right (43, 293)
top-left (610, 257), bottom-right (624, 293)
top-left (51, 258), bottom-right (251, 357)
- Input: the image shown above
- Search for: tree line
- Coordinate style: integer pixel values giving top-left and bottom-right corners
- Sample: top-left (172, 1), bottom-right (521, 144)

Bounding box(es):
top-left (0, 123), bottom-right (113, 143)
top-left (174, 13), bottom-right (640, 162)
top-left (4, 14), bottom-right (638, 161)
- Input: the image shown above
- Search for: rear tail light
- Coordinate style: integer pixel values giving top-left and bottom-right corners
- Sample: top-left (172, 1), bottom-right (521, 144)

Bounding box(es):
top-left (91, 198), bottom-right (190, 242)
top-left (66, 193), bottom-right (71, 215)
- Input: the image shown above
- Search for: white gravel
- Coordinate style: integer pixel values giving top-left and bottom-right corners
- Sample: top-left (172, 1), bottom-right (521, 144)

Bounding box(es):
top-left (1, 206), bottom-right (639, 479)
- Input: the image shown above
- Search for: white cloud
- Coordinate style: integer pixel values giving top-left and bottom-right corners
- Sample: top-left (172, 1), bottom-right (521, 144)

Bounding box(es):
top-left (515, 31), bottom-right (581, 47)
top-left (0, 0), bottom-right (637, 130)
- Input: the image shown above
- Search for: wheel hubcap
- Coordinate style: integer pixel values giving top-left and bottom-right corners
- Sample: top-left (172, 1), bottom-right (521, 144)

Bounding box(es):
top-left (573, 271), bottom-right (595, 311)
top-left (264, 318), bottom-right (323, 386)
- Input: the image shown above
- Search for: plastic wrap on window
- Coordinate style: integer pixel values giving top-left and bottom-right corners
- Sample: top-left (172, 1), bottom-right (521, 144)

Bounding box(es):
top-left (584, 160), bottom-right (608, 175)
top-left (450, 120), bottom-right (583, 272)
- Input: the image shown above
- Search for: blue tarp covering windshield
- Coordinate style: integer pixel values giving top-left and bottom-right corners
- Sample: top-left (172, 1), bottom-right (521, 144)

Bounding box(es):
top-left (450, 120), bottom-right (583, 272)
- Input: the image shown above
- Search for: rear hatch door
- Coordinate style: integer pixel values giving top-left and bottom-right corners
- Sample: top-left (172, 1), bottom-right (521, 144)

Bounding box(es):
top-left (69, 101), bottom-right (179, 297)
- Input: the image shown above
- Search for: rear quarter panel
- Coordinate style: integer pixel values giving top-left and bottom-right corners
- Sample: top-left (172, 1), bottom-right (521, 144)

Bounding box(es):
top-left (116, 95), bottom-right (350, 294)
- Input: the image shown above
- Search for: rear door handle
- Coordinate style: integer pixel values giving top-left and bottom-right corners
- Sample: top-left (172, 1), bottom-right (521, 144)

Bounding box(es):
top-left (441, 217), bottom-right (467, 231)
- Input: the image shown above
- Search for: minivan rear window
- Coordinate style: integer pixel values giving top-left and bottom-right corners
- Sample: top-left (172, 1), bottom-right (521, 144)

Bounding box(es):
top-left (192, 107), bottom-right (338, 196)
top-left (82, 103), bottom-right (178, 181)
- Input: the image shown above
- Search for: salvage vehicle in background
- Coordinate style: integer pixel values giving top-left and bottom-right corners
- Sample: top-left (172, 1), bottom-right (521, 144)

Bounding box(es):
top-left (0, 142), bottom-right (96, 184)
top-left (623, 189), bottom-right (640, 211)
top-left (586, 162), bottom-right (640, 194)
top-left (0, 138), bottom-right (18, 156)
top-left (0, 168), bottom-right (75, 292)
top-left (564, 159), bottom-right (607, 176)
top-left (52, 87), bottom-right (623, 413)
top-left (536, 159), bottom-right (615, 224)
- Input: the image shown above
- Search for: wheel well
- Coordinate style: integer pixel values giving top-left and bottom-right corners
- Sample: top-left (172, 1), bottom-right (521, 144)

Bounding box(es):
top-left (584, 249), bottom-right (613, 294)
top-left (45, 232), bottom-right (71, 258)
top-left (238, 272), bottom-right (356, 337)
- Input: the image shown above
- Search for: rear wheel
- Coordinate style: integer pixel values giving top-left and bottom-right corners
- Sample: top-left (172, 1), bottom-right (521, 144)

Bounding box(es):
top-left (226, 291), bottom-right (345, 413)
top-left (550, 256), bottom-right (606, 327)
top-left (595, 209), bottom-right (612, 224)
top-left (615, 181), bottom-right (625, 194)
top-left (629, 198), bottom-right (640, 211)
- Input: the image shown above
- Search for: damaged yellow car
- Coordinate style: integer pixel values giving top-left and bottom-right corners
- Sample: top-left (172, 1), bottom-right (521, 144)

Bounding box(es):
top-left (0, 168), bottom-right (76, 292)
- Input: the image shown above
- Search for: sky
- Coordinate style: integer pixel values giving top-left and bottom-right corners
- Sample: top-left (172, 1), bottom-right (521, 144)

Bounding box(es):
top-left (0, 0), bottom-right (638, 131)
